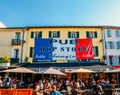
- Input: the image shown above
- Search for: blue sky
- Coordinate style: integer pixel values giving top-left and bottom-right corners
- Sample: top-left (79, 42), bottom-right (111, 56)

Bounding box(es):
top-left (0, 0), bottom-right (120, 27)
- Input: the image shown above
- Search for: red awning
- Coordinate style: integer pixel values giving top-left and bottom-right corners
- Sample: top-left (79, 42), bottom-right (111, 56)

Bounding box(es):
top-left (113, 66), bottom-right (120, 69)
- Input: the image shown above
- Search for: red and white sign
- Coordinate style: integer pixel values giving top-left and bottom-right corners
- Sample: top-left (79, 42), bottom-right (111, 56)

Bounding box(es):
top-left (76, 38), bottom-right (94, 60)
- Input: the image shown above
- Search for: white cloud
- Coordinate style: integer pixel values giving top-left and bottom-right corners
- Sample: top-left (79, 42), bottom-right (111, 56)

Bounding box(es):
top-left (0, 21), bottom-right (6, 28)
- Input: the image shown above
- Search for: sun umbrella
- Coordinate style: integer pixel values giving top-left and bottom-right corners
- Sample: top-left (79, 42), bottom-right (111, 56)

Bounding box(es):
top-left (104, 68), bottom-right (120, 73)
top-left (42, 67), bottom-right (66, 75)
top-left (1, 67), bottom-right (36, 81)
top-left (1, 67), bottom-right (36, 73)
top-left (71, 68), bottom-right (94, 73)
top-left (70, 68), bottom-right (94, 79)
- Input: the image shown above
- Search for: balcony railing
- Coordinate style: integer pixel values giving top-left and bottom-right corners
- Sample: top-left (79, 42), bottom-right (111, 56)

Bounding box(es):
top-left (10, 58), bottom-right (19, 63)
top-left (11, 39), bottom-right (21, 45)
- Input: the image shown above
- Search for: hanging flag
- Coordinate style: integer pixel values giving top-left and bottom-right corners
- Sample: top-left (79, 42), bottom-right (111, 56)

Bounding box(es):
top-left (34, 38), bottom-right (94, 61)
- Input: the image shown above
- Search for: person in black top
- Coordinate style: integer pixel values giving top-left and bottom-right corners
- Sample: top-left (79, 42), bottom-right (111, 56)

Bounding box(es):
top-left (60, 81), bottom-right (67, 91)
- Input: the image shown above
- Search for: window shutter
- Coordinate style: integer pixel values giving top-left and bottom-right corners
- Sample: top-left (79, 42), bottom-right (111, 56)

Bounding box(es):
top-left (116, 56), bottom-right (119, 65)
top-left (29, 47), bottom-right (33, 57)
top-left (116, 41), bottom-right (119, 49)
top-left (76, 31), bottom-right (79, 38)
top-left (57, 31), bottom-right (60, 38)
top-left (95, 46), bottom-right (99, 56)
top-left (31, 32), bottom-right (34, 38)
top-left (94, 31), bottom-right (97, 38)
top-left (107, 30), bottom-right (111, 37)
top-left (49, 31), bottom-right (52, 38)
top-left (105, 42), bottom-right (108, 49)
top-left (86, 31), bottom-right (89, 38)
top-left (112, 42), bottom-right (115, 49)
top-left (116, 41), bottom-right (120, 49)
top-left (119, 41), bottom-right (120, 49)
top-left (38, 31), bottom-right (42, 38)
top-left (114, 56), bottom-right (118, 65)
top-left (116, 30), bottom-right (120, 37)
top-left (68, 31), bottom-right (71, 38)
top-left (116, 31), bottom-right (118, 37)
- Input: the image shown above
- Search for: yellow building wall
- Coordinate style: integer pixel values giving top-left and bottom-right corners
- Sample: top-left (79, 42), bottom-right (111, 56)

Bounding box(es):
top-left (0, 31), bottom-right (13, 57)
top-left (26, 27), bottom-right (104, 63)
top-left (0, 28), bottom-right (27, 63)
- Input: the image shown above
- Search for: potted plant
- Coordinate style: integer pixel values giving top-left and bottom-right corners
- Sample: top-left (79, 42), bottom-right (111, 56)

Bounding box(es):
top-left (0, 56), bottom-right (10, 67)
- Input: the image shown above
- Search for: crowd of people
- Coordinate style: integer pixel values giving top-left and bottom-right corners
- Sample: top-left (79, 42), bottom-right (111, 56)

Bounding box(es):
top-left (28, 77), bottom-right (117, 95)
top-left (0, 73), bottom-right (117, 95)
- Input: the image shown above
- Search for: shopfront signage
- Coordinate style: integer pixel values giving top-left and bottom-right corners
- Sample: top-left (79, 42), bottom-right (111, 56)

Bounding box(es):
top-left (34, 38), bottom-right (94, 61)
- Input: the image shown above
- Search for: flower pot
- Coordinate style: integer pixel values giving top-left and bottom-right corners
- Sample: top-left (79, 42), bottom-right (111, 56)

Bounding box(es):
top-left (0, 63), bottom-right (10, 67)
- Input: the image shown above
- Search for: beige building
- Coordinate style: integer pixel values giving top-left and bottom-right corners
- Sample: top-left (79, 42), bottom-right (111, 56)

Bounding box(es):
top-left (0, 27), bottom-right (27, 64)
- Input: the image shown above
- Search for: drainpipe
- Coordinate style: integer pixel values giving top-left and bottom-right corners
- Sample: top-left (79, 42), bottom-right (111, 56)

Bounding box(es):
top-left (102, 27), bottom-right (106, 64)
top-left (20, 29), bottom-right (25, 63)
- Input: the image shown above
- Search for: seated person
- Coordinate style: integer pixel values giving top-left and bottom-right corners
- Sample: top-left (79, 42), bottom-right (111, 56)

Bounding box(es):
top-left (50, 85), bottom-right (61, 95)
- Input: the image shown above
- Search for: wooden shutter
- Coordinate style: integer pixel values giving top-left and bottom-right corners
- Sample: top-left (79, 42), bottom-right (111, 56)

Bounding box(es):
top-left (94, 31), bottom-right (97, 38)
top-left (49, 31), bottom-right (52, 38)
top-left (57, 31), bottom-right (60, 38)
top-left (116, 41), bottom-right (119, 49)
top-left (76, 31), bottom-right (79, 38)
top-left (68, 31), bottom-right (71, 38)
top-left (31, 32), bottom-right (34, 38)
top-left (29, 47), bottom-right (33, 57)
top-left (105, 42), bottom-right (109, 49)
top-left (112, 42), bottom-right (115, 49)
top-left (107, 30), bottom-right (111, 37)
top-left (95, 46), bottom-right (99, 56)
top-left (118, 41), bottom-right (120, 49)
top-left (38, 31), bottom-right (42, 38)
top-left (86, 31), bottom-right (89, 38)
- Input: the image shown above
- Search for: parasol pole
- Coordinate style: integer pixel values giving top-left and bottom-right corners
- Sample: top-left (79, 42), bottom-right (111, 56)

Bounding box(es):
top-left (42, 74), bottom-right (43, 80)
top-left (21, 73), bottom-right (23, 81)
top-left (117, 72), bottom-right (119, 89)
top-left (50, 74), bottom-right (51, 81)
top-left (81, 73), bottom-right (82, 80)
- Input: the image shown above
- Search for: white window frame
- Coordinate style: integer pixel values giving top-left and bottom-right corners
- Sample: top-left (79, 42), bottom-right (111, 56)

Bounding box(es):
top-left (51, 31), bottom-right (59, 38)
top-left (107, 30), bottom-right (112, 37)
top-left (15, 32), bottom-right (21, 39)
top-left (71, 32), bottom-right (77, 38)
top-left (13, 49), bottom-right (20, 58)
top-left (106, 41), bottom-right (115, 49)
top-left (116, 30), bottom-right (120, 37)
